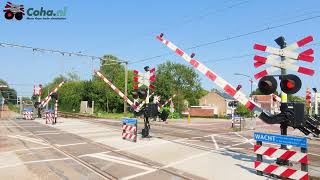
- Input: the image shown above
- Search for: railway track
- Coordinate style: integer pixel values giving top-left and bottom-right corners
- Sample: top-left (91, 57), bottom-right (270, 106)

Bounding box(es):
top-left (11, 115), bottom-right (199, 180)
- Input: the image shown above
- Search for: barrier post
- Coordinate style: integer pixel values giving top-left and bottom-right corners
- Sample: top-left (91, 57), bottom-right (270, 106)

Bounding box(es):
top-left (54, 99), bottom-right (58, 124)
top-left (253, 132), bottom-right (308, 179)
top-left (256, 140), bottom-right (263, 176)
top-left (122, 118), bottom-right (138, 142)
top-left (301, 147), bottom-right (308, 172)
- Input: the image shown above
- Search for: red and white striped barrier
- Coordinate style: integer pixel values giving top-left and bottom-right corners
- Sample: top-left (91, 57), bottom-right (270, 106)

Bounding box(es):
top-left (122, 125), bottom-right (137, 132)
top-left (254, 161), bottom-right (308, 180)
top-left (156, 33), bottom-right (266, 116)
top-left (253, 36), bottom-right (314, 79)
top-left (122, 122), bottom-right (137, 142)
top-left (94, 70), bottom-right (138, 112)
top-left (40, 81), bottom-right (65, 108)
top-left (254, 145), bottom-right (308, 164)
top-left (23, 112), bottom-right (33, 120)
top-left (45, 112), bottom-right (54, 124)
top-left (160, 94), bottom-right (176, 108)
top-left (254, 141), bottom-right (308, 179)
top-left (122, 132), bottom-right (137, 141)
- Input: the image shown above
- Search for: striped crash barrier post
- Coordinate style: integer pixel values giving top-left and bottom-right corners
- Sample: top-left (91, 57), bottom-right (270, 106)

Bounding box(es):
top-left (54, 99), bottom-right (58, 124)
top-left (122, 118), bottom-right (138, 142)
top-left (23, 111), bottom-right (33, 120)
top-left (45, 110), bottom-right (55, 124)
top-left (254, 132), bottom-right (308, 179)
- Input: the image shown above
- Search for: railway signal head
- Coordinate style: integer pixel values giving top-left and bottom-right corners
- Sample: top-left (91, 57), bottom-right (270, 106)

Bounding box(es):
top-left (144, 66), bottom-right (150, 72)
top-left (258, 76), bottom-right (277, 95)
top-left (132, 90), bottom-right (139, 99)
top-left (236, 85), bottom-right (242, 91)
top-left (280, 74), bottom-right (301, 95)
top-left (138, 89), bottom-right (147, 99)
top-left (274, 36), bottom-right (286, 48)
top-left (228, 100), bottom-right (238, 107)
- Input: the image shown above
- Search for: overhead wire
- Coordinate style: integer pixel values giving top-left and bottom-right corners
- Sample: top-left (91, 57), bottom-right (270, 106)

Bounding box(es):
top-left (129, 15), bottom-right (320, 65)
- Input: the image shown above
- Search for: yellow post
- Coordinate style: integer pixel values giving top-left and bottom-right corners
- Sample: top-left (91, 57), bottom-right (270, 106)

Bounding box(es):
top-left (281, 92), bottom-right (287, 102)
top-left (188, 113), bottom-right (191, 124)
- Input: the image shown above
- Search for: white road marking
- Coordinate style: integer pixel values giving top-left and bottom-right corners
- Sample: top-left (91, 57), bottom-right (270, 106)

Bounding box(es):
top-left (8, 135), bottom-right (48, 146)
top-left (35, 130), bottom-right (59, 133)
top-left (186, 139), bottom-right (200, 142)
top-left (35, 132), bottom-right (61, 135)
top-left (233, 132), bottom-right (254, 145)
top-left (182, 130), bottom-right (193, 133)
top-left (55, 142), bottom-right (87, 147)
top-left (0, 158), bottom-right (71, 169)
top-left (0, 146), bottom-right (52, 154)
top-left (309, 153), bottom-right (320, 157)
top-left (211, 135), bottom-right (219, 150)
top-left (190, 136), bottom-right (202, 139)
top-left (0, 125), bottom-right (41, 128)
top-left (83, 153), bottom-right (155, 171)
top-left (121, 169), bottom-right (157, 180)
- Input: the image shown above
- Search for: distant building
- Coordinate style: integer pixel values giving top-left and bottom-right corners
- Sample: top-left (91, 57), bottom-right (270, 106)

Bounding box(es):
top-left (185, 90), bottom-right (235, 117)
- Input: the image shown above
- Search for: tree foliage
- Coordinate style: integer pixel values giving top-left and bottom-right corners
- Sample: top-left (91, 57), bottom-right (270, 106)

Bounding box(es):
top-left (154, 61), bottom-right (205, 113)
top-left (41, 59), bottom-right (206, 114)
top-left (0, 79), bottom-right (17, 104)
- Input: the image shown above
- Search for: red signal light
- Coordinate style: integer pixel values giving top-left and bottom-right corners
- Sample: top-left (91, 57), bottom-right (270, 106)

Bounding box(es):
top-left (280, 74), bottom-right (301, 94)
top-left (286, 80), bottom-right (295, 89)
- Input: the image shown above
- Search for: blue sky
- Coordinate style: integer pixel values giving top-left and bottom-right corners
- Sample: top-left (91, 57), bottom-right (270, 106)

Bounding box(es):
top-left (0, 0), bottom-right (319, 97)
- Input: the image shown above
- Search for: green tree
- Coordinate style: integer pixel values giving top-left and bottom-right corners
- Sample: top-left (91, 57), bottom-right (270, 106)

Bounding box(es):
top-left (288, 95), bottom-right (304, 102)
top-left (0, 79), bottom-right (17, 104)
top-left (94, 54), bottom-right (134, 113)
top-left (235, 104), bottom-right (253, 117)
top-left (154, 61), bottom-right (205, 113)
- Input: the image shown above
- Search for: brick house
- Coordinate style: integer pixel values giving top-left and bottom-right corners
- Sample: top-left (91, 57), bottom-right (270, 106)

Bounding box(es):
top-left (186, 90), bottom-right (234, 117)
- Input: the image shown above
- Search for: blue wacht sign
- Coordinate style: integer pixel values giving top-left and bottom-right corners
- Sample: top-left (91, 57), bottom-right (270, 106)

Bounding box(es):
top-left (122, 118), bottom-right (138, 125)
top-left (253, 132), bottom-right (307, 148)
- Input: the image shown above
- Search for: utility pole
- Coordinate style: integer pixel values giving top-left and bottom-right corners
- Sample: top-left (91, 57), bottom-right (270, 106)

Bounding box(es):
top-left (124, 61), bottom-right (128, 114)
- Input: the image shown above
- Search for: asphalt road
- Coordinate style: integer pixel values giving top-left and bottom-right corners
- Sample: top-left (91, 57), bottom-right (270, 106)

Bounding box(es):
top-left (0, 114), bottom-right (319, 179)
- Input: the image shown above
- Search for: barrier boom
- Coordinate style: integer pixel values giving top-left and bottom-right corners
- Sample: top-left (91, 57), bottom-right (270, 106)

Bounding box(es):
top-left (95, 70), bottom-right (139, 112)
top-left (40, 81), bottom-right (65, 108)
top-left (156, 33), bottom-right (268, 116)
top-left (160, 94), bottom-right (176, 108)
